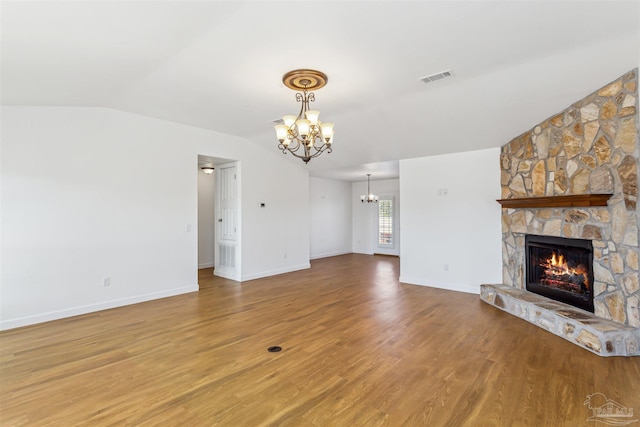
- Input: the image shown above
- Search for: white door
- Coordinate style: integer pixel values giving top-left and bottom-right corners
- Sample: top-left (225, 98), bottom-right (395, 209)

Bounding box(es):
top-left (375, 195), bottom-right (400, 256)
top-left (215, 163), bottom-right (241, 280)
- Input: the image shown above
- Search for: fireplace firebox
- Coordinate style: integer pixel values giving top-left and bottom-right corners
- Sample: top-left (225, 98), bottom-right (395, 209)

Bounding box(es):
top-left (525, 234), bottom-right (594, 313)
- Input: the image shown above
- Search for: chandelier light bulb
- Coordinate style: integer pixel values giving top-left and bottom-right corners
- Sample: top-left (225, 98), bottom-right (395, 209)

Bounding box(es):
top-left (282, 115), bottom-right (297, 127)
top-left (305, 110), bottom-right (320, 125)
top-left (275, 124), bottom-right (288, 142)
top-left (296, 118), bottom-right (311, 138)
top-left (321, 122), bottom-right (334, 142)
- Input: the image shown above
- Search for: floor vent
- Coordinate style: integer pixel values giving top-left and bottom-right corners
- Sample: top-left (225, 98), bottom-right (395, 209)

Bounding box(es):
top-left (419, 69), bottom-right (453, 84)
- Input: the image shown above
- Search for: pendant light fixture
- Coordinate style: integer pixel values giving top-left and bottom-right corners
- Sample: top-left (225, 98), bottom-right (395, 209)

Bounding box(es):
top-left (274, 69), bottom-right (335, 164)
top-left (361, 174), bottom-right (379, 203)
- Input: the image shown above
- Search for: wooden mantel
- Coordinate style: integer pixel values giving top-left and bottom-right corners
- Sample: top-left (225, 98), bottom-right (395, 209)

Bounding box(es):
top-left (496, 194), bottom-right (613, 209)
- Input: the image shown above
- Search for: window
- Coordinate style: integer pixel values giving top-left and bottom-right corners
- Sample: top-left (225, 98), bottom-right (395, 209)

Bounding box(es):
top-left (378, 198), bottom-right (393, 247)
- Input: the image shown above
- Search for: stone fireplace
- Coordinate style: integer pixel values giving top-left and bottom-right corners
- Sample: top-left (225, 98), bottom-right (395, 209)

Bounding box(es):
top-left (481, 69), bottom-right (640, 356)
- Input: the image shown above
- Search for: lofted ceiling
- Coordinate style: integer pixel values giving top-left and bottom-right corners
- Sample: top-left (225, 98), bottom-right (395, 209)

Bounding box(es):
top-left (2, 1), bottom-right (639, 182)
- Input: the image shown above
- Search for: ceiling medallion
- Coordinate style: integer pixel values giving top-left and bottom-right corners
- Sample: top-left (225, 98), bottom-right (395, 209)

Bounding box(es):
top-left (274, 69), bottom-right (335, 164)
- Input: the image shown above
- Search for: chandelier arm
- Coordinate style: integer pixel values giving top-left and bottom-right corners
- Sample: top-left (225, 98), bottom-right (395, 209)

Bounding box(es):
top-left (288, 127), bottom-right (299, 140)
top-left (295, 92), bottom-right (305, 119)
top-left (303, 141), bottom-right (319, 155)
top-left (307, 144), bottom-right (332, 159)
top-left (279, 135), bottom-right (302, 153)
top-left (282, 143), bottom-right (332, 162)
top-left (309, 143), bottom-right (325, 156)
top-left (296, 90), bottom-right (313, 118)
top-left (307, 131), bottom-right (321, 150)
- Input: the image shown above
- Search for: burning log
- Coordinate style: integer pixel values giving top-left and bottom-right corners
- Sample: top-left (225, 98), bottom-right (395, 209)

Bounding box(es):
top-left (540, 252), bottom-right (589, 293)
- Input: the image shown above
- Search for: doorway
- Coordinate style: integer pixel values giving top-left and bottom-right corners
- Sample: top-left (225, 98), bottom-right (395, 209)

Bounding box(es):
top-left (374, 195), bottom-right (400, 256)
top-left (198, 157), bottom-right (216, 270)
top-left (197, 155), bottom-right (241, 281)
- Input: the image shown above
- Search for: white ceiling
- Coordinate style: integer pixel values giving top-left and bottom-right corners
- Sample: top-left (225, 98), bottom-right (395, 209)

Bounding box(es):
top-left (2, 1), bottom-right (639, 182)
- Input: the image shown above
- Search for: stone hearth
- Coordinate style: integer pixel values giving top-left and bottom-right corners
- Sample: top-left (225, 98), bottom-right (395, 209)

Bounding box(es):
top-left (483, 69), bottom-right (640, 356)
top-left (481, 284), bottom-right (640, 356)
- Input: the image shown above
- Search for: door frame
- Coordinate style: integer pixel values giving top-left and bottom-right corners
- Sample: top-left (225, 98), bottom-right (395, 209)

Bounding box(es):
top-left (373, 194), bottom-right (400, 256)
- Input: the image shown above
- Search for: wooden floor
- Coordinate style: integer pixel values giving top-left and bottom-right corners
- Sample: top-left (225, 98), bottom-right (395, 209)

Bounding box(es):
top-left (1, 254), bottom-right (639, 426)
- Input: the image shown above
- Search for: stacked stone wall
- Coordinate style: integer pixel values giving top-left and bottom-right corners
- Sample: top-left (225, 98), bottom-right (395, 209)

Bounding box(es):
top-left (501, 69), bottom-right (639, 327)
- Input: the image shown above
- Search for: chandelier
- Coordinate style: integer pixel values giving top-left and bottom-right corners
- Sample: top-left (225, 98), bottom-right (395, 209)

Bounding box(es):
top-left (361, 174), bottom-right (379, 203)
top-left (274, 69), bottom-right (335, 164)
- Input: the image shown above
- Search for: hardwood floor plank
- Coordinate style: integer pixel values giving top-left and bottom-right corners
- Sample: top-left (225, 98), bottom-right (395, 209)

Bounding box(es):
top-left (1, 254), bottom-right (639, 426)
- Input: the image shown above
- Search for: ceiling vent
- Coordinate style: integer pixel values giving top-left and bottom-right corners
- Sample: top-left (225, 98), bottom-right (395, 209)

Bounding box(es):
top-left (419, 69), bottom-right (453, 84)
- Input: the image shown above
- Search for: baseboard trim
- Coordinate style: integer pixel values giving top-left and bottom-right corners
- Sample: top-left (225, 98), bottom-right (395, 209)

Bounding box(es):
top-left (352, 250), bottom-right (374, 255)
top-left (241, 263), bottom-right (310, 281)
top-left (214, 269), bottom-right (241, 281)
top-left (198, 262), bottom-right (215, 269)
top-left (0, 284), bottom-right (199, 331)
top-left (310, 250), bottom-right (351, 260)
top-left (399, 276), bottom-right (479, 295)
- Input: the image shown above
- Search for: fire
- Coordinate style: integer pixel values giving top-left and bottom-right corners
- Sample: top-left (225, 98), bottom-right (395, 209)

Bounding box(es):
top-left (549, 252), bottom-right (565, 267)
top-left (540, 251), bottom-right (590, 292)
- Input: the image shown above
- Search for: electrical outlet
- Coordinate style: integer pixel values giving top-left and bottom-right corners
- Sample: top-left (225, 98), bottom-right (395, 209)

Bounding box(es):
top-left (283, 252), bottom-right (287, 259)
top-left (103, 277), bottom-right (111, 287)
top-left (444, 264), bottom-right (449, 272)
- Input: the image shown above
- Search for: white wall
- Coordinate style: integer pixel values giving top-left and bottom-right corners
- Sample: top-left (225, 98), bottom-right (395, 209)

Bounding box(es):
top-left (1, 106), bottom-right (310, 329)
top-left (399, 148), bottom-right (502, 294)
top-left (238, 159), bottom-right (309, 281)
top-left (352, 179), bottom-right (400, 255)
top-left (309, 177), bottom-right (352, 259)
top-left (197, 170), bottom-right (215, 268)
